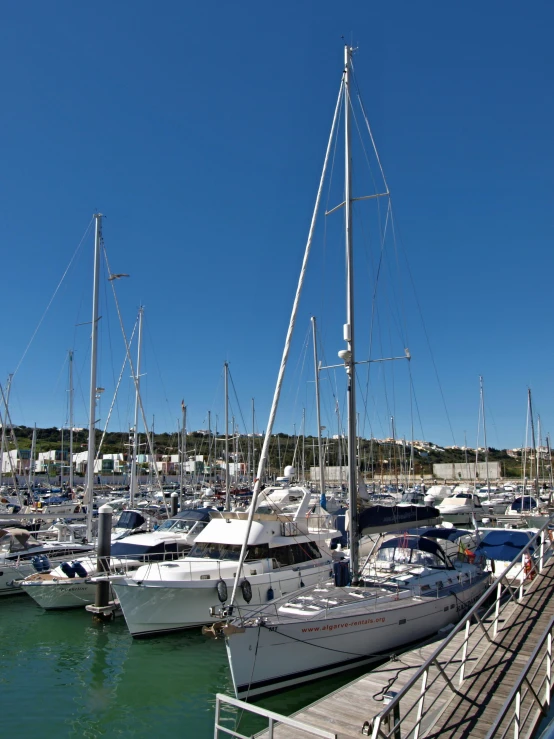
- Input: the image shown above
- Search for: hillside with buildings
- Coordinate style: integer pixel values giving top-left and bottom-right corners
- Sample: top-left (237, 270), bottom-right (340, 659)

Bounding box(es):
top-left (0, 426), bottom-right (549, 483)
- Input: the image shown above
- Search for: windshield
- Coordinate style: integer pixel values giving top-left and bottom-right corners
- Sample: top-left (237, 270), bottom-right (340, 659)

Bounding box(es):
top-left (377, 545), bottom-right (445, 568)
top-left (110, 540), bottom-right (183, 560)
top-left (157, 519), bottom-right (207, 533)
top-left (116, 511), bottom-right (145, 529)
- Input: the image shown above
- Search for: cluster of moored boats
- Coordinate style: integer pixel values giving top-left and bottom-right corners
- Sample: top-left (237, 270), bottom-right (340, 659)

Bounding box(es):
top-left (2, 476), bottom-right (552, 700)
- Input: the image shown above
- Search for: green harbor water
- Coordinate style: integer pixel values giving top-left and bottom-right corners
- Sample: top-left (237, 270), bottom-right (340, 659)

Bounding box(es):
top-left (0, 594), bottom-right (374, 738)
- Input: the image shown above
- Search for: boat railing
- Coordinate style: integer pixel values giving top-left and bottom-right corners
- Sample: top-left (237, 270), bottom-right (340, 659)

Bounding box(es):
top-left (366, 516), bottom-right (553, 739)
top-left (213, 693), bottom-right (338, 739)
top-left (485, 613), bottom-right (554, 739)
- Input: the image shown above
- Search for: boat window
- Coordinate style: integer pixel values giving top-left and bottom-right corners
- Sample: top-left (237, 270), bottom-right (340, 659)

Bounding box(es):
top-left (116, 511), bottom-right (145, 530)
top-left (245, 544), bottom-right (271, 561)
top-left (269, 541), bottom-right (321, 567)
top-left (158, 518), bottom-right (207, 533)
top-left (187, 542), bottom-right (270, 561)
top-left (188, 542), bottom-right (242, 560)
top-left (376, 545), bottom-right (444, 568)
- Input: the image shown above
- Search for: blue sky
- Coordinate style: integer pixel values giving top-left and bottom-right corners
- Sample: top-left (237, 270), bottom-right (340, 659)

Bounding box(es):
top-left (1, 1), bottom-right (553, 450)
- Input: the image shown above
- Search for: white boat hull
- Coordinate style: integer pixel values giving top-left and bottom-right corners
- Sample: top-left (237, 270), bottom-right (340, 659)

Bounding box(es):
top-left (20, 578), bottom-right (100, 609)
top-left (114, 564), bottom-right (332, 637)
top-left (0, 562), bottom-right (36, 595)
top-left (439, 509), bottom-right (485, 525)
top-left (226, 575), bottom-right (489, 699)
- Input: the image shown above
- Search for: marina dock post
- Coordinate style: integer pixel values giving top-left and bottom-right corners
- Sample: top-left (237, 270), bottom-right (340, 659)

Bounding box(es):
top-left (95, 503), bottom-right (113, 610)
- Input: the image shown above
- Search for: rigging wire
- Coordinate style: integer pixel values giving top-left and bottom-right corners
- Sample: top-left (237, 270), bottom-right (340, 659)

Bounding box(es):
top-left (389, 210), bottom-right (457, 446)
top-left (144, 312), bottom-right (175, 432)
top-left (13, 218), bottom-right (94, 378)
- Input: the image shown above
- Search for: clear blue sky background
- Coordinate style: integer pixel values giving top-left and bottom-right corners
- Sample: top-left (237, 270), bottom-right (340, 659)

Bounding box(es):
top-left (1, 1), bottom-right (553, 450)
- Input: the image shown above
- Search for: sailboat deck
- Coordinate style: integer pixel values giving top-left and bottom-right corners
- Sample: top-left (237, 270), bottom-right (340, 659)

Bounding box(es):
top-left (249, 555), bottom-right (554, 739)
top-left (242, 570), bottom-right (475, 624)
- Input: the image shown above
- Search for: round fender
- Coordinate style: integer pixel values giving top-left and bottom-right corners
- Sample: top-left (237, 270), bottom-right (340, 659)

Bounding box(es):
top-left (241, 579), bottom-right (253, 603)
top-left (216, 579), bottom-right (228, 603)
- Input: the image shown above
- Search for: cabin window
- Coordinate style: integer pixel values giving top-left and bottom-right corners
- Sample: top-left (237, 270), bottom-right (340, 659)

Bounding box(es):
top-left (187, 542), bottom-right (270, 561)
top-left (269, 541), bottom-right (321, 567)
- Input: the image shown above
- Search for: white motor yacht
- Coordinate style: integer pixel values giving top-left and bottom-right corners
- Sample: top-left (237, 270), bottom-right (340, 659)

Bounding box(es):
top-left (110, 493), bottom-right (338, 637)
top-left (437, 490), bottom-right (485, 525)
top-left (19, 509), bottom-right (211, 610)
top-left (423, 485), bottom-right (451, 506)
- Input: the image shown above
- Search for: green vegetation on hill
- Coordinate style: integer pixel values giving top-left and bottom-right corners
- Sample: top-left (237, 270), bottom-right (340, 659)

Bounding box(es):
top-left (5, 426), bottom-right (538, 479)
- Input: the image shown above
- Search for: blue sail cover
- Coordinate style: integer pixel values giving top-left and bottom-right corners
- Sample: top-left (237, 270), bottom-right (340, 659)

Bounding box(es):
top-left (379, 535), bottom-right (444, 557)
top-left (510, 497), bottom-right (538, 513)
top-left (358, 505), bottom-right (440, 534)
top-left (474, 530), bottom-right (535, 562)
top-left (407, 527), bottom-right (470, 542)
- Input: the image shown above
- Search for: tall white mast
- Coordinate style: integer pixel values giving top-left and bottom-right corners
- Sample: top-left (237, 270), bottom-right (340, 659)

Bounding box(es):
top-left (85, 213), bottom-right (102, 542)
top-left (480, 376), bottom-right (490, 497)
top-left (251, 399), bottom-right (255, 486)
top-left (311, 316), bottom-right (325, 497)
top-left (29, 424), bottom-right (37, 491)
top-left (129, 306), bottom-right (144, 508)
top-left (0, 374), bottom-right (13, 490)
top-left (207, 409), bottom-right (211, 481)
top-left (529, 388), bottom-right (538, 496)
top-left (180, 400), bottom-right (186, 508)
top-left (224, 361), bottom-right (230, 510)
top-left (68, 350), bottom-right (74, 491)
top-left (232, 415), bottom-right (236, 486)
top-left (342, 45), bottom-right (359, 582)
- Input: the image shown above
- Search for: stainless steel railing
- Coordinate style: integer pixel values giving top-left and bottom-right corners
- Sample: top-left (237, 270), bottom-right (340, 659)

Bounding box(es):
top-left (485, 615), bottom-right (554, 739)
top-left (367, 518), bottom-right (553, 739)
top-left (213, 693), bottom-right (337, 739)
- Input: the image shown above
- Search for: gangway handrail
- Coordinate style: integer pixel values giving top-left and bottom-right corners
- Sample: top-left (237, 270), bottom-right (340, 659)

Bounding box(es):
top-left (368, 516), bottom-right (553, 739)
top-left (485, 614), bottom-right (554, 739)
top-left (213, 693), bottom-right (338, 739)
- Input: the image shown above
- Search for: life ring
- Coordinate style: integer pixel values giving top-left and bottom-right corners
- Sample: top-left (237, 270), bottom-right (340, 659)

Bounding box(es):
top-left (241, 579), bottom-right (253, 603)
top-left (216, 579), bottom-right (228, 603)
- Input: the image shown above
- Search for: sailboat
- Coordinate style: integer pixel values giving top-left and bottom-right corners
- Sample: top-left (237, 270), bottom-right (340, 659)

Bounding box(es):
top-left (212, 47), bottom-right (490, 699)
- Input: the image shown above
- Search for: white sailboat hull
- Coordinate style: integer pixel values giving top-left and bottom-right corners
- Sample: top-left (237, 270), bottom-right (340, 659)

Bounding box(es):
top-left (114, 563), bottom-right (332, 637)
top-left (226, 575), bottom-right (489, 699)
top-left (20, 578), bottom-right (99, 609)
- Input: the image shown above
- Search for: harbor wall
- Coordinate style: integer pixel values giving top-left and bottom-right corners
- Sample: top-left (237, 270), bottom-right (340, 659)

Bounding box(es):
top-left (433, 461), bottom-right (501, 480)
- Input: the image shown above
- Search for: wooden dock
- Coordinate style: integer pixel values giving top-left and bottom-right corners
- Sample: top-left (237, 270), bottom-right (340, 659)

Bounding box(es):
top-left (254, 559), bottom-right (554, 739)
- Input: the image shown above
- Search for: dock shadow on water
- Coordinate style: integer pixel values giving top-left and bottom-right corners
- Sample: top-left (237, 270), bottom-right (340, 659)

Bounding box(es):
top-left (1, 596), bottom-right (398, 738)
